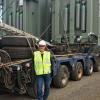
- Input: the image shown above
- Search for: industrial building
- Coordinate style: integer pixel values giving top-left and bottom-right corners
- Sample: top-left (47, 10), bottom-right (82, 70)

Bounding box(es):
top-left (0, 0), bottom-right (100, 45)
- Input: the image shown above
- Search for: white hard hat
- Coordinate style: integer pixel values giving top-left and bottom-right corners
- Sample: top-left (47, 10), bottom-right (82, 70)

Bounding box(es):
top-left (39, 40), bottom-right (46, 45)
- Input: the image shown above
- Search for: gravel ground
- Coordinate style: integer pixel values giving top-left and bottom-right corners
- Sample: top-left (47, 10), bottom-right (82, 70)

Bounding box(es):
top-left (0, 72), bottom-right (100, 100)
top-left (49, 72), bottom-right (100, 100)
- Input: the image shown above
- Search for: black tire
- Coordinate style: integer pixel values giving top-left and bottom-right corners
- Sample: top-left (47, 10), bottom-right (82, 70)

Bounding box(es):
top-left (53, 65), bottom-right (69, 88)
top-left (84, 59), bottom-right (94, 75)
top-left (71, 62), bottom-right (83, 81)
top-left (0, 49), bottom-right (14, 89)
top-left (2, 47), bottom-right (33, 59)
top-left (26, 68), bottom-right (37, 98)
top-left (1, 36), bottom-right (34, 47)
top-left (26, 75), bottom-right (38, 98)
top-left (26, 78), bottom-right (45, 98)
top-left (0, 49), bottom-right (11, 63)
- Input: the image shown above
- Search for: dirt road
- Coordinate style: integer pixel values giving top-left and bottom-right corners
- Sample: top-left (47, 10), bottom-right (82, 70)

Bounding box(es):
top-left (0, 72), bottom-right (100, 100)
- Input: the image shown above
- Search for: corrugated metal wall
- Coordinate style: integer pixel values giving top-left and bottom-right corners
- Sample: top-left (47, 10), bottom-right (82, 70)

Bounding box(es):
top-left (2, 0), bottom-right (51, 40)
top-left (2, 0), bottom-right (100, 45)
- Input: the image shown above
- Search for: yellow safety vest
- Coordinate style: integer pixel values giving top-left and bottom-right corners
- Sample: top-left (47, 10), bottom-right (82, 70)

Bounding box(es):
top-left (34, 51), bottom-right (51, 75)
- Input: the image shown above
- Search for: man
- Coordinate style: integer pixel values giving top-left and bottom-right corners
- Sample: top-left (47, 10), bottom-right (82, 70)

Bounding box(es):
top-left (33, 40), bottom-right (52, 100)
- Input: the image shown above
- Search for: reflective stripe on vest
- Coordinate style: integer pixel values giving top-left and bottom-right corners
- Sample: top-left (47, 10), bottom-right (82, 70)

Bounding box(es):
top-left (34, 51), bottom-right (51, 75)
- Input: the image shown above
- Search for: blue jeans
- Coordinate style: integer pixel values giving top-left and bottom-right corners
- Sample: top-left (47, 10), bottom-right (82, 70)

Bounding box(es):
top-left (36, 74), bottom-right (52, 100)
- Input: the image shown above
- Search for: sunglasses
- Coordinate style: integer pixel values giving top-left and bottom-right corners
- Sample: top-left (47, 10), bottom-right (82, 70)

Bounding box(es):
top-left (39, 45), bottom-right (46, 47)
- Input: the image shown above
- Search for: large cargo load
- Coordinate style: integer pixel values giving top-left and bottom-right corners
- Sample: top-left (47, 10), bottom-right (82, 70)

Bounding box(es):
top-left (0, 0), bottom-right (100, 45)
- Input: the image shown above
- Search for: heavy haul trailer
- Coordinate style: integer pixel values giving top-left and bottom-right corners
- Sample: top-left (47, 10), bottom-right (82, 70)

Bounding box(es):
top-left (0, 46), bottom-right (99, 98)
top-left (0, 38), bottom-right (100, 98)
top-left (52, 52), bottom-right (100, 88)
top-left (0, 23), bottom-right (99, 98)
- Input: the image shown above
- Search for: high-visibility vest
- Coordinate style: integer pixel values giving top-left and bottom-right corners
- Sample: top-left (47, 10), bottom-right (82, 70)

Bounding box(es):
top-left (34, 51), bottom-right (51, 75)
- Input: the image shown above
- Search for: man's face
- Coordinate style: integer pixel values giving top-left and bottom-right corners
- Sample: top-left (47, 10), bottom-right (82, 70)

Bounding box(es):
top-left (38, 45), bottom-right (46, 53)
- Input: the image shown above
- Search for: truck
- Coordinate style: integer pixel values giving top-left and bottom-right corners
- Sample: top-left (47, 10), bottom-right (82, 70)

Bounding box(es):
top-left (0, 0), bottom-right (100, 98)
top-left (0, 22), bottom-right (100, 98)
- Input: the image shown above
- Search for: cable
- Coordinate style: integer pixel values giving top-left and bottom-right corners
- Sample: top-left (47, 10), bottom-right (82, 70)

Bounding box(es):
top-left (24, 23), bottom-right (52, 55)
top-left (25, 35), bottom-right (34, 54)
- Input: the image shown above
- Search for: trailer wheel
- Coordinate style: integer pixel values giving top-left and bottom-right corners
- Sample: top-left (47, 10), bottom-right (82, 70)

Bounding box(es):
top-left (26, 77), bottom-right (37, 98)
top-left (27, 78), bottom-right (45, 98)
top-left (71, 62), bottom-right (83, 81)
top-left (85, 59), bottom-right (94, 75)
top-left (53, 65), bottom-right (69, 88)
